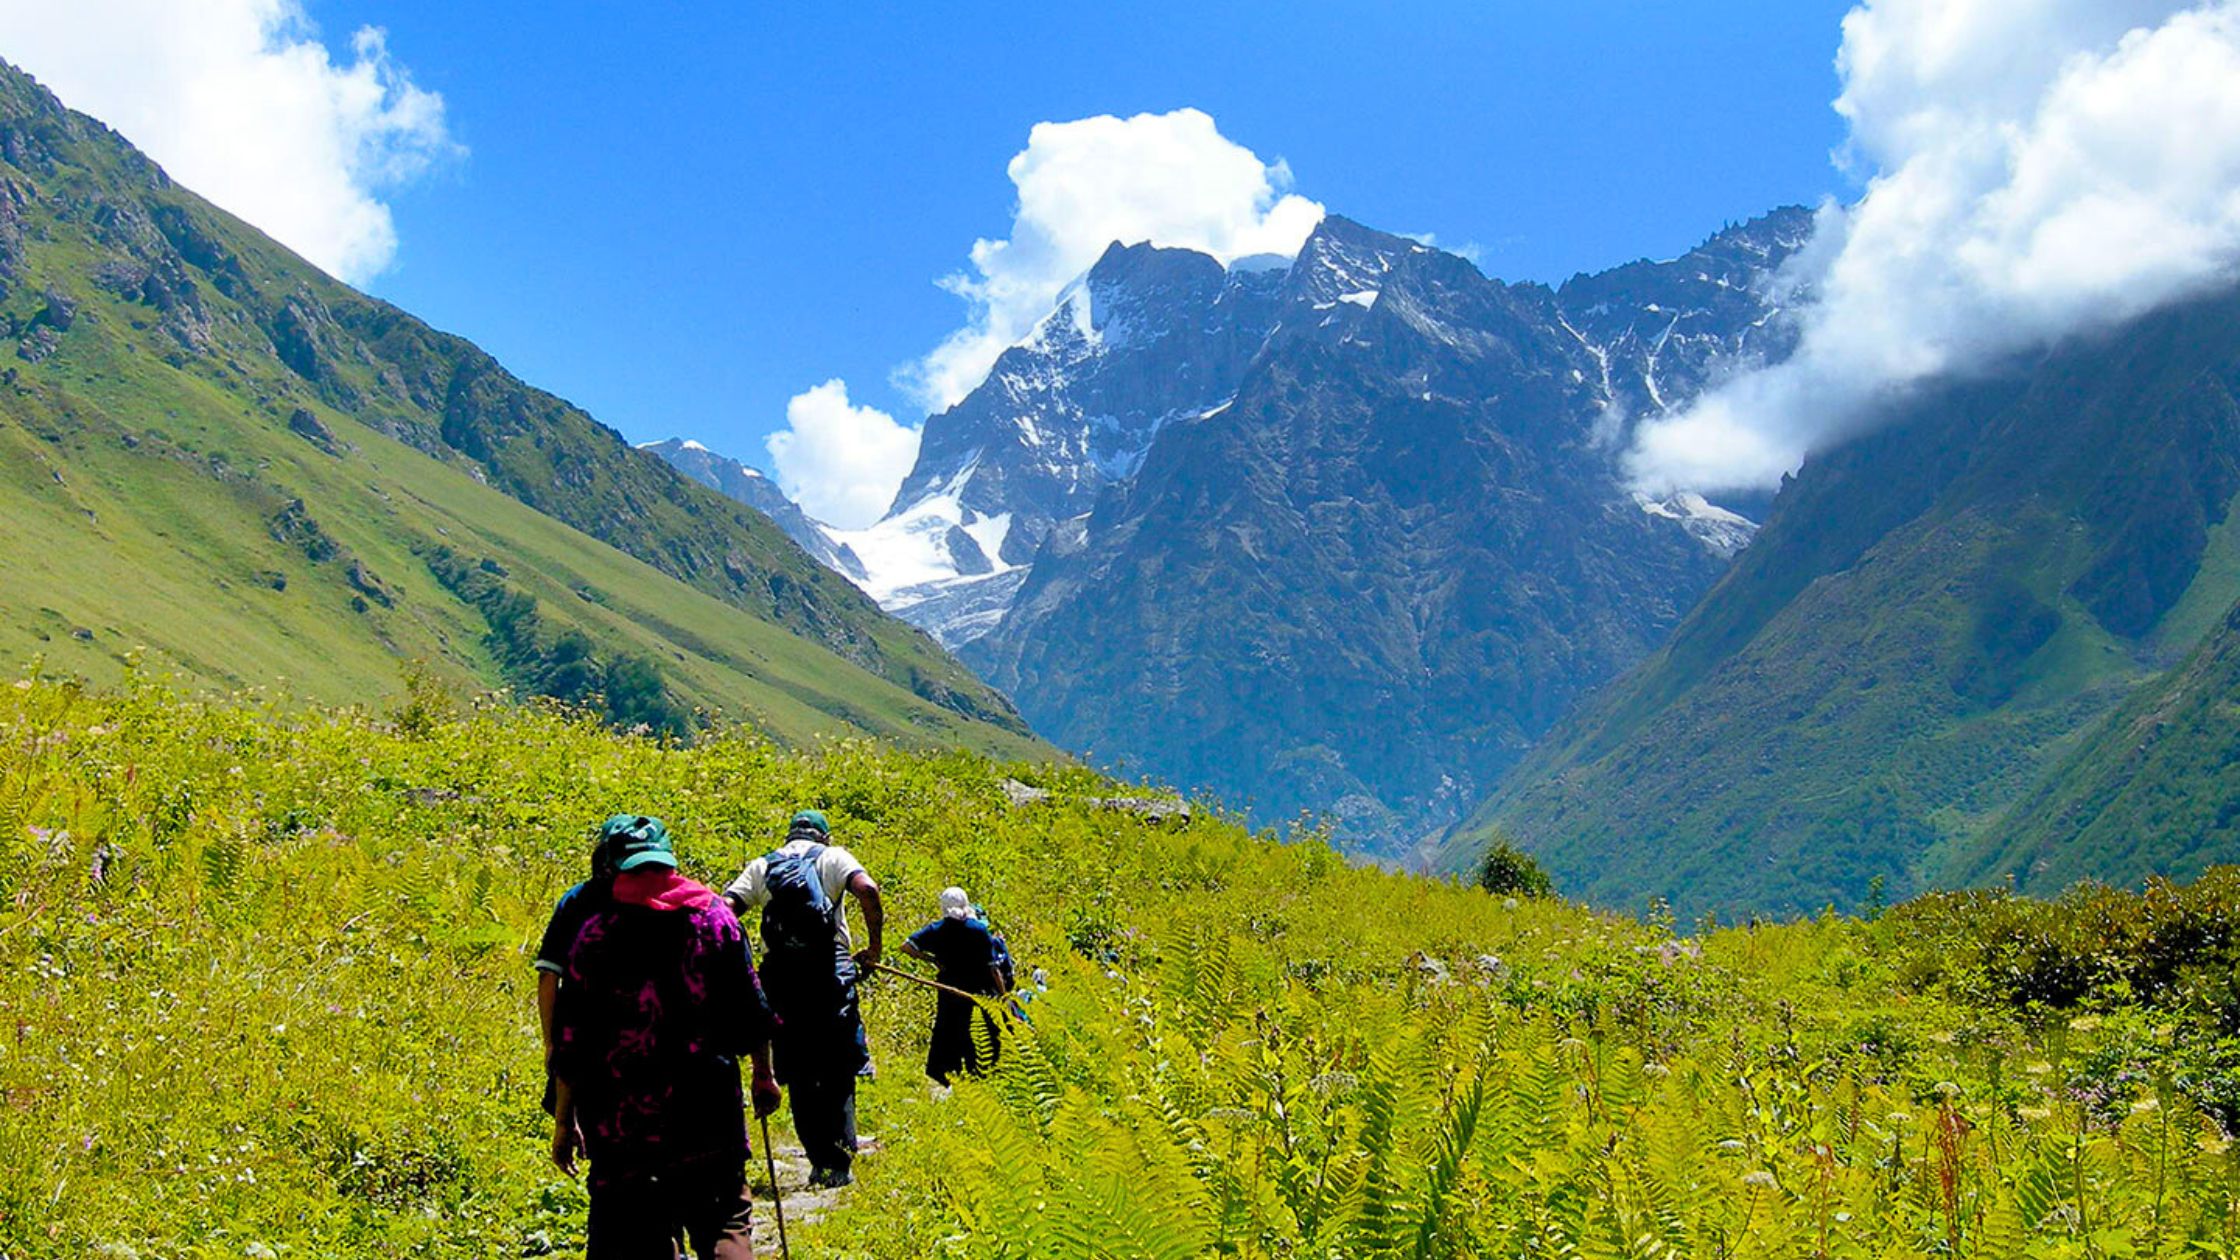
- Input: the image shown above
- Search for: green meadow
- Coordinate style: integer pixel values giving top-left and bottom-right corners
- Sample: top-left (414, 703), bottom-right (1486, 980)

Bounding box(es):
top-left (3, 674), bottom-right (2238, 1257)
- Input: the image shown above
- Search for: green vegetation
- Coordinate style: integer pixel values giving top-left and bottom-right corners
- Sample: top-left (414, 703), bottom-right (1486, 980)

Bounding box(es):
top-left (1451, 289), bottom-right (2240, 917)
top-left (421, 546), bottom-right (692, 738)
top-left (5, 675), bottom-right (2240, 1257)
top-left (1878, 874), bottom-right (2240, 1130)
top-left (1968, 597), bottom-right (2240, 894)
top-left (1475, 837), bottom-right (1554, 899)
top-left (0, 56), bottom-right (1033, 756)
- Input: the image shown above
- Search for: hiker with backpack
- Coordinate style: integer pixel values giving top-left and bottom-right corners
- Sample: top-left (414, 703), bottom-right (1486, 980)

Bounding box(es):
top-left (899, 887), bottom-right (1009, 1084)
top-left (547, 815), bottom-right (782, 1259)
top-left (723, 809), bottom-right (884, 1189)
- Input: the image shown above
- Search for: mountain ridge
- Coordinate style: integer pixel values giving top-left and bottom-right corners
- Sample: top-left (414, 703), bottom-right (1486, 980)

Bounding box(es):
top-left (0, 57), bottom-right (1037, 754)
top-left (950, 208), bottom-right (1815, 857)
top-left (1446, 281), bottom-right (2240, 914)
top-left (638, 437), bottom-right (869, 581)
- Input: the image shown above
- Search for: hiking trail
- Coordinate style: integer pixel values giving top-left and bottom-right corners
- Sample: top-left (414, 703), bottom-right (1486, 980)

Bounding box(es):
top-left (750, 1134), bottom-right (870, 1253)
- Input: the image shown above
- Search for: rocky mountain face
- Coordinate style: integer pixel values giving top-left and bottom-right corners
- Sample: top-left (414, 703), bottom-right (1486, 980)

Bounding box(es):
top-left (887, 209), bottom-right (1816, 858)
top-left (640, 438), bottom-right (867, 581)
top-left (1448, 283), bottom-right (2240, 916)
top-left (832, 241), bottom-right (1290, 644)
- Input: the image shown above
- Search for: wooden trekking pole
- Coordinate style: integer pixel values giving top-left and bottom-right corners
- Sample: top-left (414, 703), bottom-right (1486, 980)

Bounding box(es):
top-left (759, 1111), bottom-right (789, 1258)
top-left (866, 959), bottom-right (984, 1002)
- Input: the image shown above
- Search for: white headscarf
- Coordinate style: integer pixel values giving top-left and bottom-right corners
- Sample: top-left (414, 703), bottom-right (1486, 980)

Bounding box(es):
top-left (939, 886), bottom-right (972, 921)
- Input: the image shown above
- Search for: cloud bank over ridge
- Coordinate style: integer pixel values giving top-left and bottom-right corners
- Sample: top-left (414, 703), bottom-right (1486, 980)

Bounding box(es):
top-left (781, 108), bottom-right (1323, 530)
top-left (1629, 0), bottom-right (2240, 494)
top-left (0, 0), bottom-right (457, 284)
top-left (764, 380), bottom-right (921, 531)
top-left (900, 107), bottom-right (1324, 412)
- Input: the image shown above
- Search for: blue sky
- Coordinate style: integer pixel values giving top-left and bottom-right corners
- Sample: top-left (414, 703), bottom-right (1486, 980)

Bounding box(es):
top-left (7, 0), bottom-right (1864, 516)
top-left (310, 2), bottom-right (1857, 461)
top-left (15, 1), bottom-right (2234, 521)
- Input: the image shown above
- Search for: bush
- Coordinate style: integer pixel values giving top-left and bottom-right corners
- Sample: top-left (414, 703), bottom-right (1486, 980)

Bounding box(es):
top-left (1876, 869), bottom-right (2240, 1128)
top-left (1477, 838), bottom-right (1555, 899)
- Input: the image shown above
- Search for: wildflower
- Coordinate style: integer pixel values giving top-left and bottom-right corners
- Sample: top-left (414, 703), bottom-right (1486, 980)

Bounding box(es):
top-left (1742, 1170), bottom-right (1777, 1189)
top-left (2132, 1096), bottom-right (2159, 1114)
top-left (2068, 1015), bottom-right (2103, 1033)
top-left (1716, 1139), bottom-right (1746, 1154)
top-left (2017, 1106), bottom-right (2052, 1122)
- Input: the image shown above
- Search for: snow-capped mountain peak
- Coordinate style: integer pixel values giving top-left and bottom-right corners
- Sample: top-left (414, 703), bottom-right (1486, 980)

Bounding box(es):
top-left (865, 237), bottom-right (1288, 645)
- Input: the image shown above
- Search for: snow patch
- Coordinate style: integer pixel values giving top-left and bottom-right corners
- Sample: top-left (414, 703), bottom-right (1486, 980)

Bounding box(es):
top-left (832, 481), bottom-right (1020, 606)
top-left (1339, 289), bottom-right (1380, 309)
top-left (1026, 277), bottom-right (1102, 352)
top-left (1638, 491), bottom-right (1757, 559)
top-left (962, 512), bottom-right (1013, 570)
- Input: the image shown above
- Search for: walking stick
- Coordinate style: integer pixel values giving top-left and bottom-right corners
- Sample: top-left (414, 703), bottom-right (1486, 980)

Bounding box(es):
top-left (759, 1110), bottom-right (790, 1258)
top-left (866, 959), bottom-right (985, 1002)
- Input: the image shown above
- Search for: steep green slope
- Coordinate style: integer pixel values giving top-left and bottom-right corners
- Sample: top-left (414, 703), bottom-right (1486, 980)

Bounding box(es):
top-left (1967, 592), bottom-right (2240, 893)
top-left (0, 60), bottom-right (1033, 753)
top-left (1447, 287), bottom-right (2240, 916)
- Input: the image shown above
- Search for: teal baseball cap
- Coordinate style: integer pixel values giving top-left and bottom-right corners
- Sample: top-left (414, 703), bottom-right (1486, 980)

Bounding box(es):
top-left (789, 808), bottom-right (830, 836)
top-left (598, 814), bottom-right (675, 871)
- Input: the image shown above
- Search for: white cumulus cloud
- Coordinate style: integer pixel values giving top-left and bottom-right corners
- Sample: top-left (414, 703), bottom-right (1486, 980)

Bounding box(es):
top-left (0, 0), bottom-right (457, 284)
top-left (1628, 0), bottom-right (2240, 494)
top-left (765, 379), bottom-right (923, 530)
top-left (901, 107), bottom-right (1324, 410)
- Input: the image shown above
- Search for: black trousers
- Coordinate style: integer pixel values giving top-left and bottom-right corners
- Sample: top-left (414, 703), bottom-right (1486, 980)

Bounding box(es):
top-left (788, 1071), bottom-right (858, 1176)
top-left (585, 1157), bottom-right (754, 1259)
top-left (927, 993), bottom-right (1001, 1084)
top-left (764, 955), bottom-right (867, 1177)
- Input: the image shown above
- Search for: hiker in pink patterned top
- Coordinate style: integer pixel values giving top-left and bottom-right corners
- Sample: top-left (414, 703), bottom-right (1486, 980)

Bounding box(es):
top-left (550, 815), bottom-right (782, 1259)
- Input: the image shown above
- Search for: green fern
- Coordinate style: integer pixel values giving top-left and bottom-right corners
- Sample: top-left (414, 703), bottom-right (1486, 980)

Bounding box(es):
top-left (1410, 1070), bottom-right (1485, 1259)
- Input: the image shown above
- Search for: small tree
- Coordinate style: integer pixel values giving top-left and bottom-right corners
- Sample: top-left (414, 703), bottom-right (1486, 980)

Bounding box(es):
top-left (1477, 838), bottom-right (1554, 899)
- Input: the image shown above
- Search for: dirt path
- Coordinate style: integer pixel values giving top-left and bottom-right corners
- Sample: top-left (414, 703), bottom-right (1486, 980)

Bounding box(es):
top-left (748, 1135), bottom-right (865, 1255)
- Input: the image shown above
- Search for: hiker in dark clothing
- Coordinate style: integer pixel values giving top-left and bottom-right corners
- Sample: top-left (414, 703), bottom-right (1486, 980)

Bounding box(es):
top-left (900, 886), bottom-right (1009, 1084)
top-left (723, 809), bottom-right (884, 1189)
top-left (550, 815), bottom-right (782, 1260)
top-left (535, 829), bottom-right (619, 1118)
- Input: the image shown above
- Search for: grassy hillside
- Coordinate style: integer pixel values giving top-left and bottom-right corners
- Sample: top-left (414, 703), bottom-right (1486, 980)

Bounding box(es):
top-left (1966, 593), bottom-right (2240, 894)
top-left (5, 678), bottom-right (2238, 1257)
top-left (0, 58), bottom-right (1031, 751)
top-left (1448, 288), bottom-right (2240, 917)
